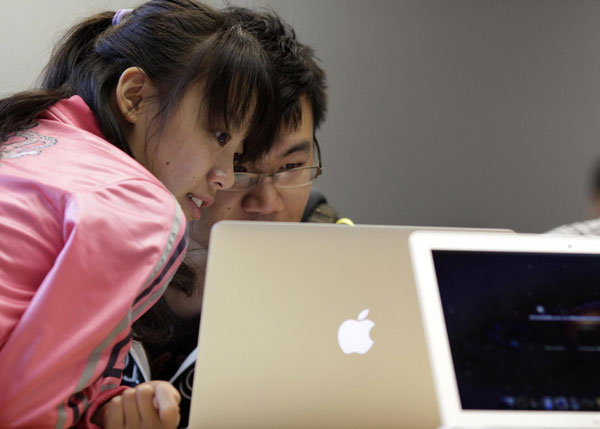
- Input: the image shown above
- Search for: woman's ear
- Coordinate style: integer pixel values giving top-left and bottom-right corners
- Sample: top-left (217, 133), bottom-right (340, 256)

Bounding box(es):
top-left (115, 67), bottom-right (154, 124)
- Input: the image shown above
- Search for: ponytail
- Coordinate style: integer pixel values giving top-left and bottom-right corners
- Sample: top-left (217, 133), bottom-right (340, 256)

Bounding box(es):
top-left (0, 90), bottom-right (59, 142)
top-left (42, 12), bottom-right (113, 91)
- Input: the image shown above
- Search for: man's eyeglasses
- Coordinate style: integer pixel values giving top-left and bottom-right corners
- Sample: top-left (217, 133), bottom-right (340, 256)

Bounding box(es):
top-left (229, 138), bottom-right (322, 191)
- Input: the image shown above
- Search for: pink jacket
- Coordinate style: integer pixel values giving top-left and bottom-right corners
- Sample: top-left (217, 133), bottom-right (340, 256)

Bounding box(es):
top-left (0, 96), bottom-right (187, 427)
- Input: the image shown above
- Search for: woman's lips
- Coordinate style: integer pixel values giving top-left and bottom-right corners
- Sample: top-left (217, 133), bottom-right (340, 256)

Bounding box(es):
top-left (186, 193), bottom-right (214, 220)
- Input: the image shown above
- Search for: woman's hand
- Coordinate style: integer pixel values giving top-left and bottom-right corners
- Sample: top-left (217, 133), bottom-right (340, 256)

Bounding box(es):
top-left (95, 381), bottom-right (181, 428)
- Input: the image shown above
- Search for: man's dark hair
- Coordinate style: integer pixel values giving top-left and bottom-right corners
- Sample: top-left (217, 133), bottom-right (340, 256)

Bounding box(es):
top-left (226, 6), bottom-right (327, 132)
top-left (592, 157), bottom-right (600, 196)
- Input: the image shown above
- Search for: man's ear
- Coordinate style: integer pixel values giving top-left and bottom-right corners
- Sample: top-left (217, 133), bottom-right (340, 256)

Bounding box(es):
top-left (115, 67), bottom-right (154, 124)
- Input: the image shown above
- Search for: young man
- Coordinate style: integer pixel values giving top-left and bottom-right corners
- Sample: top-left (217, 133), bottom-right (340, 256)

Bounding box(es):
top-left (122, 8), bottom-right (341, 426)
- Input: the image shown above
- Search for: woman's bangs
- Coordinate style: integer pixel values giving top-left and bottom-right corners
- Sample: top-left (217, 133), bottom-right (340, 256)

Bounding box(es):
top-left (200, 26), bottom-right (280, 163)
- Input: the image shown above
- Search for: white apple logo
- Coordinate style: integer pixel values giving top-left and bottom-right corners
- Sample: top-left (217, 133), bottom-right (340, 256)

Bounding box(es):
top-left (337, 309), bottom-right (375, 354)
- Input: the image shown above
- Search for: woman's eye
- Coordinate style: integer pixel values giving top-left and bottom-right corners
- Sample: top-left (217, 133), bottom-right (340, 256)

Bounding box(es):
top-left (215, 131), bottom-right (230, 147)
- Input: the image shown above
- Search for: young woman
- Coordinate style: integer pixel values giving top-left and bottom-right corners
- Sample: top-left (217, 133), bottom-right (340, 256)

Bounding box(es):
top-left (0, 1), bottom-right (279, 427)
top-left (118, 7), bottom-right (329, 428)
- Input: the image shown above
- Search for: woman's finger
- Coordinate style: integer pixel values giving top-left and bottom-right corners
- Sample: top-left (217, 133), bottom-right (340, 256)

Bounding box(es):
top-left (152, 382), bottom-right (181, 427)
top-left (135, 383), bottom-right (159, 424)
top-left (121, 388), bottom-right (141, 429)
top-left (104, 396), bottom-right (125, 429)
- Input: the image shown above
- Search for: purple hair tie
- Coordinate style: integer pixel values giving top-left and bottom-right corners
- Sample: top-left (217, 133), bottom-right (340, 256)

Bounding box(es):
top-left (112, 8), bottom-right (133, 26)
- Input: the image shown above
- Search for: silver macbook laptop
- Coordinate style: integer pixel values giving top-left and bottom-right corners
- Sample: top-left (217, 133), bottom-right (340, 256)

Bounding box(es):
top-left (410, 231), bottom-right (600, 429)
top-left (189, 221), bottom-right (510, 428)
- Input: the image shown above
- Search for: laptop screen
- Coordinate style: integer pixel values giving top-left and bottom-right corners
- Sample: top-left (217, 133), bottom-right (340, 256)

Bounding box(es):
top-left (432, 250), bottom-right (600, 412)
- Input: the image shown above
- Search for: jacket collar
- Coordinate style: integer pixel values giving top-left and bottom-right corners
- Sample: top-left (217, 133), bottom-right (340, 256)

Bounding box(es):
top-left (43, 95), bottom-right (105, 140)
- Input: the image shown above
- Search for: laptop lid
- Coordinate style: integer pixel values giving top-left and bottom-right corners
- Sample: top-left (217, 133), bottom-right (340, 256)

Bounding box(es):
top-left (189, 221), bottom-right (510, 428)
top-left (409, 231), bottom-right (600, 429)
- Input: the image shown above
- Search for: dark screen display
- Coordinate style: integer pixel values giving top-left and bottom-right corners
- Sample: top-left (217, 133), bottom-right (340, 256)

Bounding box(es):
top-left (432, 250), bottom-right (600, 411)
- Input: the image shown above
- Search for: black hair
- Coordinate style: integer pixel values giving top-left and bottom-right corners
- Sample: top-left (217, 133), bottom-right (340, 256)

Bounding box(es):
top-left (1, 0), bottom-right (281, 163)
top-left (592, 157), bottom-right (600, 195)
top-left (132, 263), bottom-right (196, 344)
top-left (225, 6), bottom-right (327, 132)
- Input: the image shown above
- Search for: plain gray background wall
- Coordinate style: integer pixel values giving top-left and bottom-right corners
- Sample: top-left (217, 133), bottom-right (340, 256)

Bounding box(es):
top-left (2, 0), bottom-right (599, 232)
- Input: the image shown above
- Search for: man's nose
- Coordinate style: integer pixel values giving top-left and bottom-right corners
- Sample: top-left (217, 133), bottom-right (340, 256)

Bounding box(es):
top-left (242, 177), bottom-right (284, 214)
